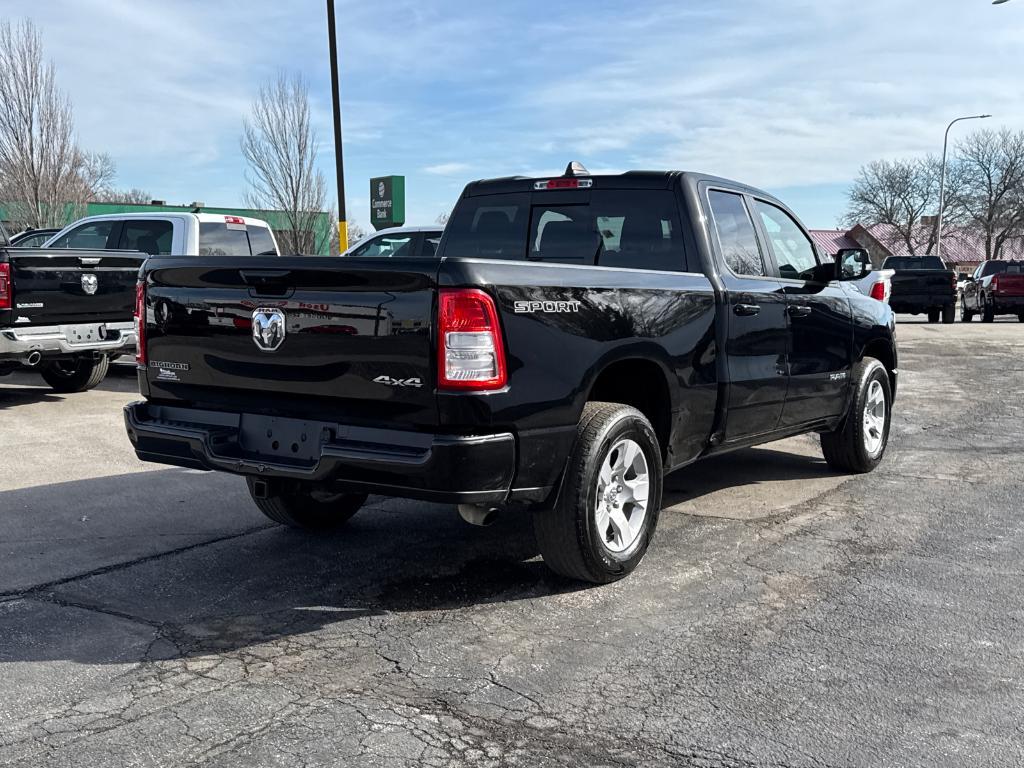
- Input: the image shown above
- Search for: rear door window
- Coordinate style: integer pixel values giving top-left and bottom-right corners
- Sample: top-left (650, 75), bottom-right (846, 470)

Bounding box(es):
top-left (49, 221), bottom-right (118, 250)
top-left (706, 190), bottom-right (766, 277)
top-left (198, 223), bottom-right (251, 256)
top-left (118, 219), bottom-right (173, 255)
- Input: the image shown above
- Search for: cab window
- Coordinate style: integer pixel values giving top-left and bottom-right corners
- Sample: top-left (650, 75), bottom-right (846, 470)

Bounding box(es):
top-left (350, 234), bottom-right (415, 258)
top-left (706, 190), bottom-right (766, 277)
top-left (50, 221), bottom-right (117, 250)
top-left (754, 200), bottom-right (818, 280)
top-left (118, 220), bottom-right (173, 255)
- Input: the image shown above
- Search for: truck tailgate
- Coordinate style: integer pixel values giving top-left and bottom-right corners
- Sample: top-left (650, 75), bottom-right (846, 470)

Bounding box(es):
top-left (993, 274), bottom-right (1024, 295)
top-left (890, 269), bottom-right (954, 297)
top-left (6, 248), bottom-right (145, 326)
top-left (142, 257), bottom-right (439, 429)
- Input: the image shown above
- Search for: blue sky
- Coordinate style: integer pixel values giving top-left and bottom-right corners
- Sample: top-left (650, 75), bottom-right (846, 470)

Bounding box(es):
top-left (6, 0), bottom-right (1024, 231)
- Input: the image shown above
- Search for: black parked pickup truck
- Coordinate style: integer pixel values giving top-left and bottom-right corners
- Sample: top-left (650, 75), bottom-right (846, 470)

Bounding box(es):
top-left (882, 255), bottom-right (957, 323)
top-left (125, 167), bottom-right (898, 583)
top-left (1, 246), bottom-right (145, 391)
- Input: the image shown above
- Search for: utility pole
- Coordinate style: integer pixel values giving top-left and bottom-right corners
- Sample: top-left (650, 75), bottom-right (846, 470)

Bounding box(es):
top-left (936, 114), bottom-right (990, 258)
top-left (326, 0), bottom-right (348, 253)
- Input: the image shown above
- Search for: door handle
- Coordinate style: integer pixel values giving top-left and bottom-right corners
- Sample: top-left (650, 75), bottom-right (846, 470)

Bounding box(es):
top-left (733, 304), bottom-right (761, 316)
top-left (787, 305), bottom-right (812, 318)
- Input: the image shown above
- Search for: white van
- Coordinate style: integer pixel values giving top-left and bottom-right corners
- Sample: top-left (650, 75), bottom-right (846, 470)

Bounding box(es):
top-left (44, 212), bottom-right (280, 256)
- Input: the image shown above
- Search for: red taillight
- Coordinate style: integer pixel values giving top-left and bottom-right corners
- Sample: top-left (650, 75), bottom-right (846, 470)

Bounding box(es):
top-left (437, 288), bottom-right (507, 391)
top-left (533, 178), bottom-right (594, 190)
top-left (0, 263), bottom-right (11, 310)
top-left (952, 273), bottom-right (959, 290)
top-left (869, 281), bottom-right (887, 301)
top-left (134, 280), bottom-right (147, 365)
top-left (992, 275), bottom-right (1001, 292)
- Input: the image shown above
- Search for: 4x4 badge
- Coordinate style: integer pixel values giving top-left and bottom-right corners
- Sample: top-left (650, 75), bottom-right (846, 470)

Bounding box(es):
top-left (252, 308), bottom-right (286, 352)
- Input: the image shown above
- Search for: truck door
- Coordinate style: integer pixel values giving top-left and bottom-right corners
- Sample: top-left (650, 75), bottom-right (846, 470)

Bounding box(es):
top-left (751, 198), bottom-right (853, 426)
top-left (704, 189), bottom-right (789, 441)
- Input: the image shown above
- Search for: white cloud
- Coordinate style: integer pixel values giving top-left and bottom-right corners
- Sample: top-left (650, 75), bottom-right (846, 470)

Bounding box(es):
top-left (422, 162), bottom-right (472, 176)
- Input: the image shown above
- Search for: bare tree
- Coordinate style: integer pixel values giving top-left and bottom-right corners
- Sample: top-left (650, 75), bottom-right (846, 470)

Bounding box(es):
top-left (98, 186), bottom-right (152, 205)
top-left (954, 128), bottom-right (1024, 260)
top-left (845, 156), bottom-right (965, 254)
top-left (241, 72), bottom-right (327, 255)
top-left (0, 20), bottom-right (113, 228)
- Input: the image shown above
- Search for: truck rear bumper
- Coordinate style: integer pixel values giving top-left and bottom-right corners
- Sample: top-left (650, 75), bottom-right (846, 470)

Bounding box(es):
top-left (124, 401), bottom-right (525, 504)
top-left (0, 321), bottom-right (136, 363)
top-left (992, 296), bottom-right (1024, 312)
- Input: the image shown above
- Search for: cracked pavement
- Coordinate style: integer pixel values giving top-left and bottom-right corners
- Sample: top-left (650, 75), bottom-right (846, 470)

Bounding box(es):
top-left (1, 318), bottom-right (1023, 767)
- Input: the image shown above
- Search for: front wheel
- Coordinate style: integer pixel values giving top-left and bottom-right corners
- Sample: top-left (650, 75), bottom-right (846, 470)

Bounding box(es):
top-left (533, 402), bottom-right (663, 584)
top-left (39, 355), bottom-right (109, 393)
top-left (246, 478), bottom-right (368, 530)
top-left (820, 357), bottom-right (892, 473)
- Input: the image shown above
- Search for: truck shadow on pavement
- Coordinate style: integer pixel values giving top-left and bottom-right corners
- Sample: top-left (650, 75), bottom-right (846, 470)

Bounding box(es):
top-left (0, 442), bottom-right (839, 665)
top-left (0, 385), bottom-right (61, 409)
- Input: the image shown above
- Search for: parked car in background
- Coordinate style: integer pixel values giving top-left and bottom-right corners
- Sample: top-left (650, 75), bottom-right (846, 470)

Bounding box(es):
top-left (342, 226), bottom-right (443, 258)
top-left (961, 260), bottom-right (1024, 322)
top-left (125, 166), bottom-right (897, 584)
top-left (882, 255), bottom-right (957, 323)
top-left (44, 212), bottom-right (279, 257)
top-left (9, 228), bottom-right (61, 248)
top-left (0, 243), bottom-right (145, 391)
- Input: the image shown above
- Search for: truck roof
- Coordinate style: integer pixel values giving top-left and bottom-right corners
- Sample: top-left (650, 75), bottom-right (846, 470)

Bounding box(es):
top-left (463, 170), bottom-right (771, 200)
top-left (59, 211), bottom-right (274, 228)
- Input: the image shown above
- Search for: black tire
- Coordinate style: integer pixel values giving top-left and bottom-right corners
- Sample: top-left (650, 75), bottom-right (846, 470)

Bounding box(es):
top-left (927, 309), bottom-right (939, 323)
top-left (246, 477), bottom-right (367, 530)
top-left (1018, 313), bottom-right (1024, 323)
top-left (533, 402), bottom-right (663, 584)
top-left (39, 355), bottom-right (109, 393)
top-left (982, 301), bottom-right (995, 323)
top-left (820, 357), bottom-right (892, 474)
top-left (961, 298), bottom-right (974, 322)
top-left (941, 304), bottom-right (955, 324)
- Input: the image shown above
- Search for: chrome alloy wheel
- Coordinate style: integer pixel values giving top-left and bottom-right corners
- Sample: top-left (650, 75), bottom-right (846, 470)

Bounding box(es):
top-left (594, 438), bottom-right (650, 554)
top-left (862, 379), bottom-right (887, 456)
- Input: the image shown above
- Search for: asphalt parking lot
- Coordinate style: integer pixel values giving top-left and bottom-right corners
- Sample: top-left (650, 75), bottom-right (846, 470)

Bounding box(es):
top-left (2, 317), bottom-right (1023, 767)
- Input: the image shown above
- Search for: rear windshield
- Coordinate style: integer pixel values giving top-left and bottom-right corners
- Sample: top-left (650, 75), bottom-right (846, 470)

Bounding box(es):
top-left (882, 256), bottom-right (946, 270)
top-left (981, 261), bottom-right (1024, 276)
top-left (443, 190), bottom-right (687, 271)
top-left (198, 223), bottom-right (277, 256)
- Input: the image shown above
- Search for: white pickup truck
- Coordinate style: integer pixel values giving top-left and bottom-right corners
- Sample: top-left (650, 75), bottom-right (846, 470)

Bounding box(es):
top-left (43, 212), bottom-right (280, 257)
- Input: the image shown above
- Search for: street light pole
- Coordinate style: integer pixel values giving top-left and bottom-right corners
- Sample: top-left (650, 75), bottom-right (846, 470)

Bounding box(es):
top-left (326, 0), bottom-right (348, 253)
top-left (936, 114), bottom-right (991, 259)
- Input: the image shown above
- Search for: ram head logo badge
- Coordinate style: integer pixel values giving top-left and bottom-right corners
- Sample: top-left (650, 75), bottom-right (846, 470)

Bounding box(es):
top-left (81, 273), bottom-right (98, 295)
top-left (252, 308), bottom-right (286, 352)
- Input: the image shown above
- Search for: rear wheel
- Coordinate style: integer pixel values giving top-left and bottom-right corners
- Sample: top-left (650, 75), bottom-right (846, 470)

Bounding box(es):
top-left (533, 402), bottom-right (662, 584)
top-left (960, 297), bottom-right (974, 322)
top-left (820, 357), bottom-right (891, 473)
top-left (982, 300), bottom-right (995, 323)
top-left (927, 309), bottom-right (940, 323)
top-left (941, 303), bottom-right (955, 324)
top-left (246, 478), bottom-right (367, 530)
top-left (1018, 313), bottom-right (1024, 323)
top-left (39, 355), bottom-right (109, 393)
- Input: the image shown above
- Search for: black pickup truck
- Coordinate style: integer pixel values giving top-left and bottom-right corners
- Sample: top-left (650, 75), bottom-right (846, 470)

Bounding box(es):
top-left (0, 246), bottom-right (145, 391)
top-left (125, 167), bottom-right (898, 583)
top-left (882, 255), bottom-right (957, 323)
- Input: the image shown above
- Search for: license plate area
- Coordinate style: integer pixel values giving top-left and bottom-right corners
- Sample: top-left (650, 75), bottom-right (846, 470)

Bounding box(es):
top-left (238, 415), bottom-right (326, 463)
top-left (63, 324), bottom-right (106, 345)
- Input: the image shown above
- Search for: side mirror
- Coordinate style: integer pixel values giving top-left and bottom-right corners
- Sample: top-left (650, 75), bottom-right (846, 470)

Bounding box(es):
top-left (833, 252), bottom-right (867, 281)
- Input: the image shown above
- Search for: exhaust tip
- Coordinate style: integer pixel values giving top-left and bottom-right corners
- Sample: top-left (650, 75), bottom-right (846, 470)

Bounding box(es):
top-left (457, 503), bottom-right (499, 527)
top-left (24, 351), bottom-right (42, 367)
